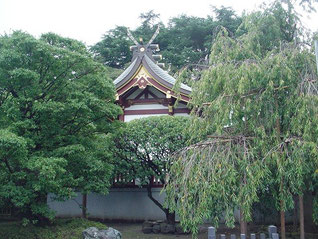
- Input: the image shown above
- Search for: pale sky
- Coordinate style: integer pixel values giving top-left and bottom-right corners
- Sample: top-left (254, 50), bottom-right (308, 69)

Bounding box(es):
top-left (0, 0), bottom-right (317, 46)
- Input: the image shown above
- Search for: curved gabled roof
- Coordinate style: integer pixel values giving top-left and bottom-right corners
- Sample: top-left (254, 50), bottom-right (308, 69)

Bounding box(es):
top-left (114, 45), bottom-right (192, 96)
top-left (143, 55), bottom-right (192, 94)
top-left (113, 57), bottom-right (140, 88)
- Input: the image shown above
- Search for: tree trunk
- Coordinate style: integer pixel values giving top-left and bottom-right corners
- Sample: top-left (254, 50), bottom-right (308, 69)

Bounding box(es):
top-left (82, 193), bottom-right (87, 219)
top-left (35, 193), bottom-right (51, 225)
top-left (304, 193), bottom-right (317, 233)
top-left (299, 194), bottom-right (305, 239)
top-left (293, 196), bottom-right (297, 232)
top-left (240, 172), bottom-right (248, 235)
top-left (275, 99), bottom-right (286, 239)
top-left (240, 209), bottom-right (247, 235)
top-left (280, 199), bottom-right (286, 239)
top-left (146, 185), bottom-right (175, 225)
top-left (165, 211), bottom-right (175, 225)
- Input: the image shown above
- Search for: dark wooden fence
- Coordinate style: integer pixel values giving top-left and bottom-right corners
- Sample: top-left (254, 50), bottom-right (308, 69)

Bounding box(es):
top-left (112, 175), bottom-right (164, 188)
top-left (0, 208), bottom-right (11, 217)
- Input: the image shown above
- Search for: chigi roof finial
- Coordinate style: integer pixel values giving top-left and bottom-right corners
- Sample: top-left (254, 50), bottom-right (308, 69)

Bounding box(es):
top-left (127, 28), bottom-right (139, 46)
top-left (146, 25), bottom-right (160, 47)
top-left (127, 25), bottom-right (160, 47)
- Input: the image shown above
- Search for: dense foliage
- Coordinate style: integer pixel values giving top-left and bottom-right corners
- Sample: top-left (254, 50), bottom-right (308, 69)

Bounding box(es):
top-left (0, 31), bottom-right (121, 222)
top-left (165, 1), bottom-right (318, 238)
top-left (112, 116), bottom-right (193, 224)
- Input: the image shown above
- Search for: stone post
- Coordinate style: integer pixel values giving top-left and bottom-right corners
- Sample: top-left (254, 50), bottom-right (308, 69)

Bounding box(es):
top-left (268, 225), bottom-right (277, 239)
top-left (208, 227), bottom-right (216, 239)
top-left (272, 233), bottom-right (279, 239)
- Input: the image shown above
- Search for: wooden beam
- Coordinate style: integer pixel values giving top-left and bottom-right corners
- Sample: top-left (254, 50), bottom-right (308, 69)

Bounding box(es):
top-left (123, 98), bottom-right (170, 107)
top-left (125, 109), bottom-right (168, 115)
top-left (121, 86), bottom-right (139, 99)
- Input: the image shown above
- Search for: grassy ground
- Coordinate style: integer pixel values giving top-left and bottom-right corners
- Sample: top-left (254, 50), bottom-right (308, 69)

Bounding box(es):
top-left (0, 218), bottom-right (107, 239)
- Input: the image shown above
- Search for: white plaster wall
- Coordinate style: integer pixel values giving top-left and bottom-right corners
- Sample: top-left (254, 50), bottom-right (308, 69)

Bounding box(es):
top-left (126, 104), bottom-right (168, 110)
top-left (125, 114), bottom-right (167, 122)
top-left (47, 193), bottom-right (82, 217)
top-left (174, 113), bottom-right (189, 117)
top-left (48, 188), bottom-right (166, 221)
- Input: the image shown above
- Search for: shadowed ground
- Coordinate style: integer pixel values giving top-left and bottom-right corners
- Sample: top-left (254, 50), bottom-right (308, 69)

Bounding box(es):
top-left (107, 222), bottom-right (207, 239)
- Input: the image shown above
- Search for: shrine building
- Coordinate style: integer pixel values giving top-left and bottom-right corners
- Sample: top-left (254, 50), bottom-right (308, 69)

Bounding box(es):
top-left (114, 34), bottom-right (191, 122)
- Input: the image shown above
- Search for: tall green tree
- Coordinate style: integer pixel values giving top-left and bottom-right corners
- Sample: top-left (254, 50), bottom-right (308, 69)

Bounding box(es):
top-left (112, 116), bottom-right (192, 224)
top-left (213, 6), bottom-right (242, 36)
top-left (134, 10), bottom-right (162, 43)
top-left (0, 31), bottom-right (121, 223)
top-left (91, 26), bottom-right (132, 69)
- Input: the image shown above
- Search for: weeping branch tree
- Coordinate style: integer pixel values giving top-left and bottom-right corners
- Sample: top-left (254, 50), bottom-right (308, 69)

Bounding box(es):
top-left (165, 136), bottom-right (267, 235)
top-left (164, 1), bottom-right (318, 238)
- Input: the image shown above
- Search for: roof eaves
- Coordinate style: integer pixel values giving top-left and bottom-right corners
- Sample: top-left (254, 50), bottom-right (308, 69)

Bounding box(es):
top-left (113, 58), bottom-right (140, 88)
top-left (143, 55), bottom-right (192, 95)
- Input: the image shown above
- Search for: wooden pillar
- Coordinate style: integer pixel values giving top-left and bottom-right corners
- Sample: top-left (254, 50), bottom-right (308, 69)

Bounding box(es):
top-left (119, 113), bottom-right (125, 121)
top-left (118, 105), bottom-right (125, 122)
top-left (168, 105), bottom-right (174, 115)
top-left (166, 91), bottom-right (174, 116)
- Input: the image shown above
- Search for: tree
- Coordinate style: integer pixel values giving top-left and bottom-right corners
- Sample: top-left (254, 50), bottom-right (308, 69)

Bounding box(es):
top-left (164, 1), bottom-right (318, 238)
top-left (139, 10), bottom-right (161, 29)
top-left (213, 6), bottom-right (242, 36)
top-left (158, 15), bottom-right (214, 72)
top-left (112, 116), bottom-right (192, 224)
top-left (134, 10), bottom-right (162, 43)
top-left (0, 31), bottom-right (121, 223)
top-left (90, 26), bottom-right (132, 69)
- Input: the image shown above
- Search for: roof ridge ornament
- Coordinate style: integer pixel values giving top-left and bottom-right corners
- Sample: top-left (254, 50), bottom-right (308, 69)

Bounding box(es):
top-left (146, 25), bottom-right (160, 48)
top-left (127, 28), bottom-right (139, 46)
top-left (127, 25), bottom-right (160, 49)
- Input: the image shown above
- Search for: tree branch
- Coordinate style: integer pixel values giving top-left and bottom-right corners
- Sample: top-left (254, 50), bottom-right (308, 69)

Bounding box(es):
top-left (3, 158), bottom-right (13, 174)
top-left (146, 184), bottom-right (164, 211)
